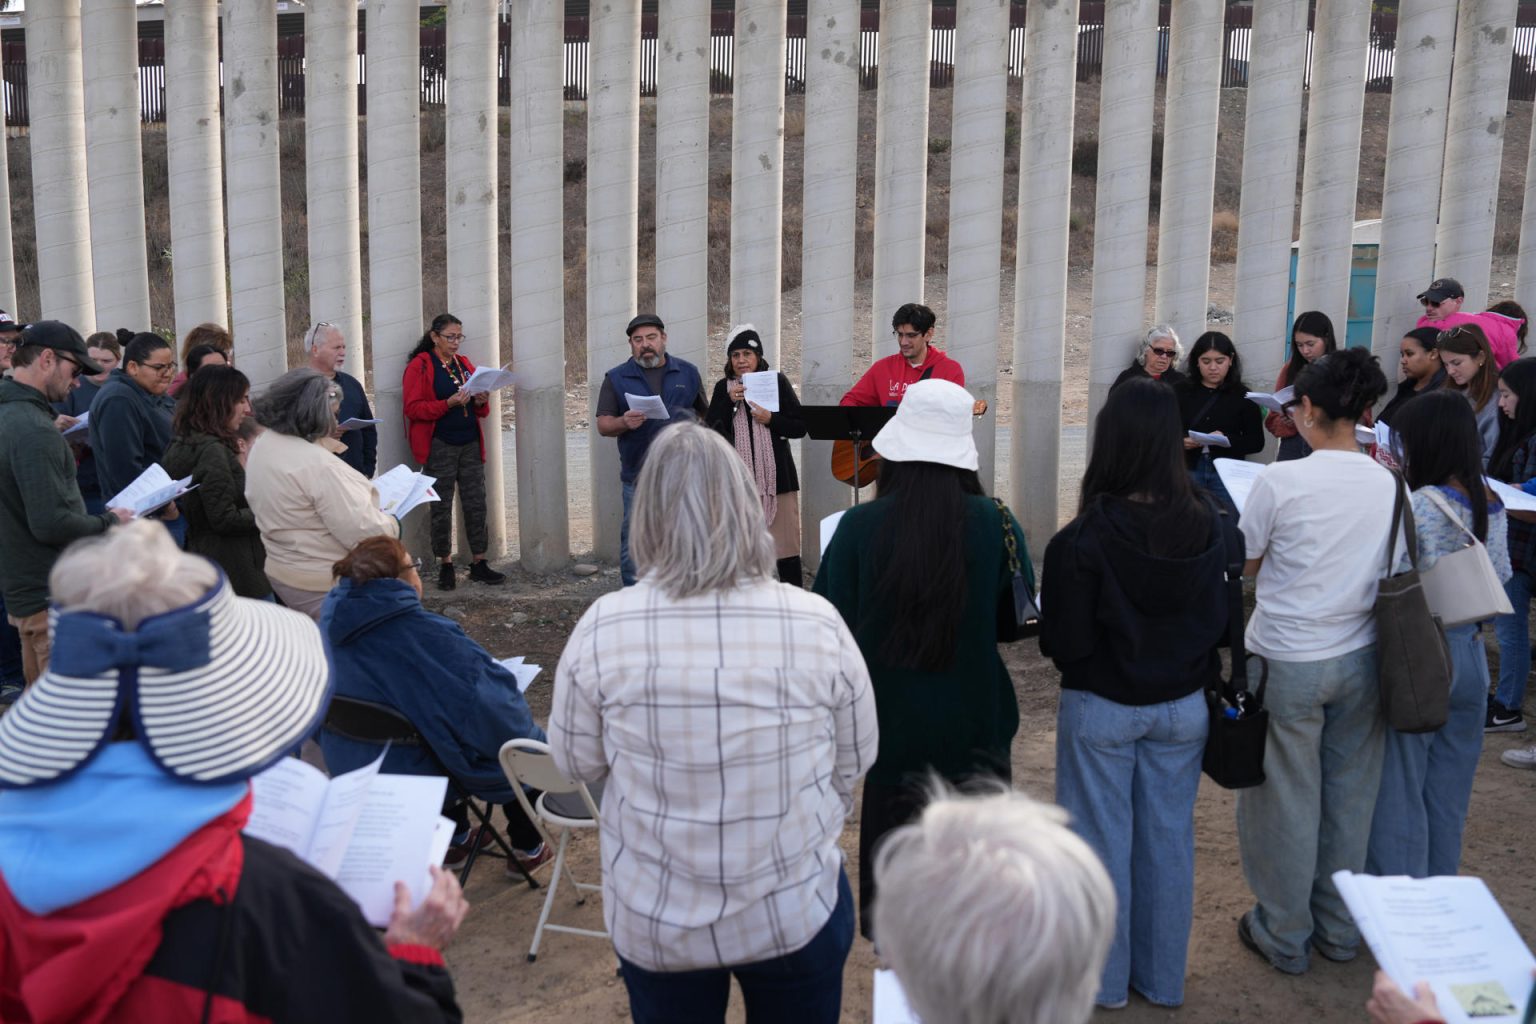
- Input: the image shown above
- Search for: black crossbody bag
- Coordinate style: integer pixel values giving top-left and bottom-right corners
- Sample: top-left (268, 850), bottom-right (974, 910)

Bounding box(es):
top-left (1202, 502), bottom-right (1270, 789)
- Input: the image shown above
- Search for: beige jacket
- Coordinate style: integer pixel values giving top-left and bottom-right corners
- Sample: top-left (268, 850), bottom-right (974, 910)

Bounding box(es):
top-left (245, 431), bottom-right (399, 593)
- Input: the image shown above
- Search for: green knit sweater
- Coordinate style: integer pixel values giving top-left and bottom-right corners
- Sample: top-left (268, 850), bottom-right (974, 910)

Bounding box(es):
top-left (813, 493), bottom-right (1031, 786)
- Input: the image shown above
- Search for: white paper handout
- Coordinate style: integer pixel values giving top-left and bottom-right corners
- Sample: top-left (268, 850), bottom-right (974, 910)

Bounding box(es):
top-left (624, 393), bottom-right (671, 420)
top-left (338, 417), bottom-right (382, 431)
top-left (107, 464), bottom-right (196, 518)
top-left (374, 465), bottom-right (440, 518)
top-left (820, 509), bottom-right (848, 556)
top-left (740, 371), bottom-right (780, 413)
top-left (62, 411), bottom-right (90, 437)
top-left (1486, 477), bottom-right (1536, 513)
top-left (1245, 386), bottom-right (1295, 415)
top-left (495, 655), bottom-right (542, 694)
top-left (1213, 458), bottom-right (1266, 516)
top-left (246, 751), bottom-right (454, 928)
top-left (1188, 430), bottom-right (1231, 448)
top-left (873, 969), bottom-right (923, 1024)
top-left (460, 363), bottom-right (517, 395)
top-left (1334, 871), bottom-right (1536, 1024)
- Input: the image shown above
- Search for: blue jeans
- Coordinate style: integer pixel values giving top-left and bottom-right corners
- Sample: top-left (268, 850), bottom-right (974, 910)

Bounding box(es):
top-left (1494, 569), bottom-right (1533, 711)
top-left (1277, 434), bottom-right (1312, 462)
top-left (617, 868), bottom-right (853, 1024)
top-left (1236, 645), bottom-right (1383, 970)
top-left (619, 479), bottom-right (637, 586)
top-left (1190, 455), bottom-right (1236, 513)
top-left (1367, 623), bottom-right (1487, 877)
top-left (1055, 688), bottom-right (1207, 1007)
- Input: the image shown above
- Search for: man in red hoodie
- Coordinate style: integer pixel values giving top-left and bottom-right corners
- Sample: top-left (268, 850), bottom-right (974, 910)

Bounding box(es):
top-left (840, 303), bottom-right (966, 408)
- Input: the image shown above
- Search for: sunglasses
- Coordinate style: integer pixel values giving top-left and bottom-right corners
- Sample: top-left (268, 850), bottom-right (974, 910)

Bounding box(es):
top-left (1149, 347), bottom-right (1177, 358)
top-left (58, 354), bottom-right (85, 379)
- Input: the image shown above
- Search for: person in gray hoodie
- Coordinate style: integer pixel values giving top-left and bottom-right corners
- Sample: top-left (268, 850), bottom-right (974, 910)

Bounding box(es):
top-left (0, 322), bottom-right (130, 682)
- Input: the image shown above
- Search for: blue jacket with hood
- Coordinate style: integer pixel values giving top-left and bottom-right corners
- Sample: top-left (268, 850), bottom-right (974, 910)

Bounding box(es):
top-left (318, 577), bottom-right (544, 803)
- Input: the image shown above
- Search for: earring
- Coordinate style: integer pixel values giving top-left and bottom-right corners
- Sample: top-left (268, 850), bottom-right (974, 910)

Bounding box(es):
top-left (1303, 417), bottom-right (1316, 429)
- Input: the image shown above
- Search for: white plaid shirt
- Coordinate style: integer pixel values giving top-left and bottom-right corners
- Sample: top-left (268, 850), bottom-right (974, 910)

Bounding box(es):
top-left (548, 578), bottom-right (878, 972)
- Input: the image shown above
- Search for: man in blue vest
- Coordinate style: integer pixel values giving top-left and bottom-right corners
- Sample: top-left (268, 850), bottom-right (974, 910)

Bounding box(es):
top-left (595, 314), bottom-right (707, 586)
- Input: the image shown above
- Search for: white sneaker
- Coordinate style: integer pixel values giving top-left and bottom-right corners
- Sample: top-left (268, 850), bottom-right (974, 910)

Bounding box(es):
top-left (1500, 745), bottom-right (1536, 769)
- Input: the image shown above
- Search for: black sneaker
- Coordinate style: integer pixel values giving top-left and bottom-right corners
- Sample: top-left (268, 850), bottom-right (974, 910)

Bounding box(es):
top-left (469, 559), bottom-right (506, 585)
top-left (437, 563), bottom-right (457, 591)
top-left (1486, 702), bottom-right (1527, 733)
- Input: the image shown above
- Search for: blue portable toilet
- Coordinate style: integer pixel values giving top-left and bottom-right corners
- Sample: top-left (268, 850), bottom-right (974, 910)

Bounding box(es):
top-left (1285, 219), bottom-right (1381, 355)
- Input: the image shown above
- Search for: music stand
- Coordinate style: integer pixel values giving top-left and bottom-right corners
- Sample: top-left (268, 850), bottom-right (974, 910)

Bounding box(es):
top-left (801, 405), bottom-right (897, 505)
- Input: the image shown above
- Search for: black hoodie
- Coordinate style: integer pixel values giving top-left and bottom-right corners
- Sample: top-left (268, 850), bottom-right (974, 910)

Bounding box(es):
top-left (1039, 495), bottom-right (1230, 705)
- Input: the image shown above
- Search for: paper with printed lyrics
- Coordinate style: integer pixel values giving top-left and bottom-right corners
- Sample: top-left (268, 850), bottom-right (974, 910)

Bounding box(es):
top-left (1245, 386), bottom-right (1295, 415)
top-left (495, 655), bottom-right (542, 694)
top-left (62, 411), bottom-right (89, 437)
top-left (374, 465), bottom-right (440, 518)
top-left (107, 464), bottom-right (197, 518)
top-left (873, 969), bottom-right (922, 1024)
top-left (460, 363), bottom-right (517, 395)
top-left (1188, 430), bottom-right (1231, 448)
top-left (820, 510), bottom-right (847, 556)
top-left (1487, 477), bottom-right (1536, 514)
top-left (339, 417), bottom-right (382, 431)
top-left (1213, 458), bottom-right (1266, 516)
top-left (740, 371), bottom-right (780, 412)
top-left (1333, 871), bottom-right (1536, 1024)
top-left (246, 751), bottom-right (454, 928)
top-left (624, 393), bottom-right (671, 420)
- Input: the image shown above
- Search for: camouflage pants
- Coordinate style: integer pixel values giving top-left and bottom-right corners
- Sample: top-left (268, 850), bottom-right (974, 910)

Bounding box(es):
top-left (425, 437), bottom-right (488, 558)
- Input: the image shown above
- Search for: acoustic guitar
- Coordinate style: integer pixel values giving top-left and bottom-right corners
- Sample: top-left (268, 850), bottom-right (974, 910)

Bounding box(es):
top-left (830, 399), bottom-right (989, 486)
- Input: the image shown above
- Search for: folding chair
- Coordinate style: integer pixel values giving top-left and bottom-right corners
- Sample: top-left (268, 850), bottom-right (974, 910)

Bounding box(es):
top-left (498, 738), bottom-right (606, 961)
top-left (323, 695), bottom-right (538, 889)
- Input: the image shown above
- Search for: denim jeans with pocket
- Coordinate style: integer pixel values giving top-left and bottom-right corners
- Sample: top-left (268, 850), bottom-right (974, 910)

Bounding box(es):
top-left (619, 479), bottom-right (637, 586)
top-left (1494, 569), bottom-right (1533, 711)
top-left (617, 868), bottom-right (853, 1024)
top-left (1236, 644), bottom-right (1383, 969)
top-left (1367, 622), bottom-right (1487, 877)
top-left (1055, 687), bottom-right (1207, 1007)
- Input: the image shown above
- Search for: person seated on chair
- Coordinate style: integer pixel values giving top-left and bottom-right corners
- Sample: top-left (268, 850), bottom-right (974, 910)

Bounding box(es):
top-left (319, 535), bottom-right (553, 877)
top-left (0, 520), bottom-right (468, 1022)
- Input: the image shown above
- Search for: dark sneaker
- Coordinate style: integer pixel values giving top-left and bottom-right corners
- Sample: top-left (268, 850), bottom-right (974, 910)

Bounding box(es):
top-left (1238, 912), bottom-right (1309, 975)
top-left (505, 842), bottom-right (554, 878)
top-left (443, 825), bottom-right (493, 866)
top-left (1486, 703), bottom-right (1526, 733)
top-left (469, 559), bottom-right (506, 585)
top-left (438, 563), bottom-right (457, 591)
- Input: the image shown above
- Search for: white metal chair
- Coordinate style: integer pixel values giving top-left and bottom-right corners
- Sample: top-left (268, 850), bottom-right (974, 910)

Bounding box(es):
top-left (498, 738), bottom-right (606, 962)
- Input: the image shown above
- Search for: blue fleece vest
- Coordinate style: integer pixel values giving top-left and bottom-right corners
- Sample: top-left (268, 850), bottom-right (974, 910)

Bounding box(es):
top-left (606, 356), bottom-right (703, 483)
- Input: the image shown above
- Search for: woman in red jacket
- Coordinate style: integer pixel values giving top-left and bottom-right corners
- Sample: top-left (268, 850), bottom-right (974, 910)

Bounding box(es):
top-left (403, 314), bottom-right (504, 591)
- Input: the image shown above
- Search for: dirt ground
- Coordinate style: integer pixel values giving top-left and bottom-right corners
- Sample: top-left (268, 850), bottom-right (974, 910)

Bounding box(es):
top-left (426, 575), bottom-right (1536, 1024)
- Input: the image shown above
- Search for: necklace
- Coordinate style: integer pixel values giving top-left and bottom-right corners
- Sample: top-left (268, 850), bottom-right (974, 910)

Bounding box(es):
top-left (436, 352), bottom-right (470, 415)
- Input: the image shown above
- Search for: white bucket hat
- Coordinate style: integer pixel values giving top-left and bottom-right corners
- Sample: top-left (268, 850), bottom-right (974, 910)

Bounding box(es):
top-left (0, 574), bottom-right (332, 788)
top-left (872, 378), bottom-right (979, 472)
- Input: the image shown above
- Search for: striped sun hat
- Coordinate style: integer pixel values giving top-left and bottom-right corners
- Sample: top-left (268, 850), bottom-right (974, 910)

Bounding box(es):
top-left (0, 574), bottom-right (331, 788)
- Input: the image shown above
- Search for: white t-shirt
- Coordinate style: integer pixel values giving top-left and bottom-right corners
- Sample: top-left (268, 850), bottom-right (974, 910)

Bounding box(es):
top-left (1240, 450), bottom-right (1399, 662)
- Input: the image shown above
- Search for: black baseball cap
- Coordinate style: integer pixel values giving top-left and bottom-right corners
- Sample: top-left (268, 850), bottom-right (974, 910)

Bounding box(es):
top-left (20, 320), bottom-right (103, 374)
top-left (1417, 278), bottom-right (1465, 304)
top-left (626, 314), bottom-right (665, 336)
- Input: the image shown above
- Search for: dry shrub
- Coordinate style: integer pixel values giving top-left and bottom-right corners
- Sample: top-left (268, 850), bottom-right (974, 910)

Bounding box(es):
top-left (1211, 208), bottom-right (1239, 263)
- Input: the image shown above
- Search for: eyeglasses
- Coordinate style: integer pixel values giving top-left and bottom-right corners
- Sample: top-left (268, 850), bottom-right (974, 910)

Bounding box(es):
top-left (1149, 347), bottom-right (1177, 358)
top-left (141, 360), bottom-right (178, 375)
top-left (403, 558), bottom-right (422, 574)
top-left (893, 330), bottom-right (924, 341)
top-left (436, 332), bottom-right (464, 343)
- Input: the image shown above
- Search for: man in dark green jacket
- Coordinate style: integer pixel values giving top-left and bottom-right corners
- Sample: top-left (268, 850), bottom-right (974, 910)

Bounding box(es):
top-left (0, 322), bottom-right (130, 682)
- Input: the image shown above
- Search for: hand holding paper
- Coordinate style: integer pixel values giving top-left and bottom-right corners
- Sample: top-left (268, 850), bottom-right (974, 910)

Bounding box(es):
top-left (375, 465), bottom-right (440, 519)
top-left (740, 371), bottom-right (780, 413)
top-left (1188, 430), bottom-right (1231, 448)
top-left (460, 364), bottom-right (517, 395)
top-left (107, 465), bottom-right (197, 518)
top-left (1245, 386), bottom-right (1295, 415)
top-left (625, 393), bottom-right (671, 420)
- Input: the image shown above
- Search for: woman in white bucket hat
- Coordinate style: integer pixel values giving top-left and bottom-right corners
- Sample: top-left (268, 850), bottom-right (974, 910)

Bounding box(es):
top-left (813, 377), bottom-right (1037, 942)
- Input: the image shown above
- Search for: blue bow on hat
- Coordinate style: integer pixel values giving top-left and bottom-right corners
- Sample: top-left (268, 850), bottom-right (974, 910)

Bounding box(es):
top-left (50, 609), bottom-right (211, 677)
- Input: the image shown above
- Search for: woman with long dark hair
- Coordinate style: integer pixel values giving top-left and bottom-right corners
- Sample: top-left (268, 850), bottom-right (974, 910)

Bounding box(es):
top-left (161, 365), bottom-right (269, 599)
top-left (1176, 331), bottom-right (1263, 509)
top-left (402, 314), bottom-right (504, 590)
top-left (704, 324), bottom-right (808, 584)
top-left (1485, 357), bottom-right (1536, 735)
top-left (814, 379), bottom-right (1034, 941)
top-left (1439, 323), bottom-right (1500, 462)
top-left (1367, 391), bottom-right (1509, 877)
top-left (1234, 347), bottom-right (1395, 975)
top-left (1042, 377), bottom-right (1227, 1009)
top-left (1377, 327), bottom-right (1446, 427)
top-left (1265, 311), bottom-right (1338, 461)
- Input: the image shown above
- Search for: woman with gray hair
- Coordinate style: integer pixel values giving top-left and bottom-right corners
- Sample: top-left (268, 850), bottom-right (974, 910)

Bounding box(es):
top-left (874, 785), bottom-right (1115, 1024)
top-left (547, 421), bottom-right (878, 1024)
top-left (244, 368), bottom-right (399, 618)
top-left (1111, 324), bottom-right (1185, 393)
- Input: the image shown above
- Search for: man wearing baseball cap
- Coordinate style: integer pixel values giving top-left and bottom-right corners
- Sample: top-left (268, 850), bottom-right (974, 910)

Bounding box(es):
top-left (0, 321), bottom-right (131, 682)
top-left (1414, 276), bottom-right (1526, 368)
top-left (1416, 277), bottom-right (1464, 317)
top-left (594, 313), bottom-right (708, 585)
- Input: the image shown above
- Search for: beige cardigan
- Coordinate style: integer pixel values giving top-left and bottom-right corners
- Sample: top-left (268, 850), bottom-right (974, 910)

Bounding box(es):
top-left (244, 431), bottom-right (400, 593)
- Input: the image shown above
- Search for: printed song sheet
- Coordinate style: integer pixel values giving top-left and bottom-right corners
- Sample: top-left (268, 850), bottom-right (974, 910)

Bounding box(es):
top-left (1213, 458), bottom-right (1266, 516)
top-left (740, 371), bottom-right (780, 412)
top-left (624, 394), bottom-right (670, 420)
